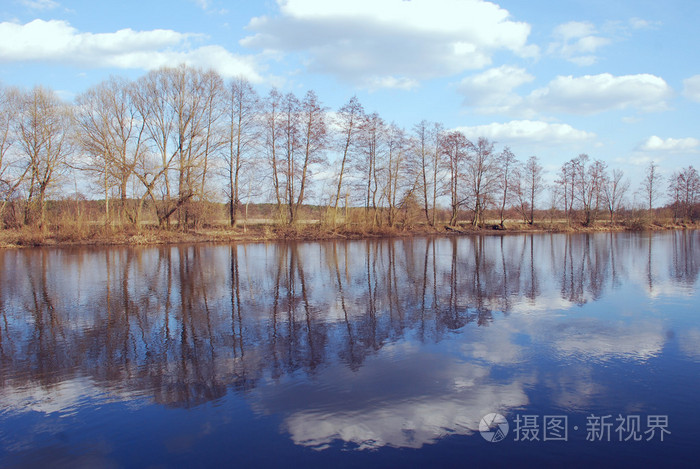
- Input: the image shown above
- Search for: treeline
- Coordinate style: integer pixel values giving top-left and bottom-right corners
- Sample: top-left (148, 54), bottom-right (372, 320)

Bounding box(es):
top-left (0, 64), bottom-right (698, 234)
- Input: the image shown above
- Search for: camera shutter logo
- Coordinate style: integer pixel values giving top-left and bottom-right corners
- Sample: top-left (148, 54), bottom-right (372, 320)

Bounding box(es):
top-left (480, 413), bottom-right (509, 443)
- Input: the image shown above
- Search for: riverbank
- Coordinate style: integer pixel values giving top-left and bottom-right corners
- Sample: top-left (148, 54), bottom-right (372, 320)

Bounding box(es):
top-left (1, 219), bottom-right (696, 249)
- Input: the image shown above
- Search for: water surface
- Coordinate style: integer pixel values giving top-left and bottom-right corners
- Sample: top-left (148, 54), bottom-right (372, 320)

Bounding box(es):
top-left (1, 232), bottom-right (698, 467)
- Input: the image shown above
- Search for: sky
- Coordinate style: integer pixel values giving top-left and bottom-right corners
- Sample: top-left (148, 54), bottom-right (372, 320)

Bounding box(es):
top-left (1, 0), bottom-right (698, 195)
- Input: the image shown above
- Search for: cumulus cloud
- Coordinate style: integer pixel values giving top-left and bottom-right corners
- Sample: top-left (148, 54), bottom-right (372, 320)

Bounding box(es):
top-left (457, 65), bottom-right (533, 113)
top-left (683, 75), bottom-right (700, 103)
top-left (0, 19), bottom-right (263, 82)
top-left (548, 21), bottom-right (611, 66)
top-left (526, 73), bottom-right (672, 114)
top-left (638, 136), bottom-right (700, 152)
top-left (241, 0), bottom-right (537, 89)
top-left (456, 120), bottom-right (595, 144)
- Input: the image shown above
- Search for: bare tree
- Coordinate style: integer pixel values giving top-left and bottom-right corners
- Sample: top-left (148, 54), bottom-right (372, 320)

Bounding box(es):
top-left (294, 90), bottom-right (328, 224)
top-left (224, 77), bottom-right (259, 227)
top-left (276, 90), bottom-right (327, 225)
top-left (356, 112), bottom-right (385, 226)
top-left (524, 155), bottom-right (544, 225)
top-left (263, 88), bottom-right (284, 215)
top-left (640, 160), bottom-right (662, 217)
top-left (133, 65), bottom-right (224, 229)
top-left (465, 136), bottom-right (498, 227)
top-left (555, 159), bottom-right (576, 226)
top-left (0, 85), bottom-right (25, 227)
top-left (496, 146), bottom-right (518, 228)
top-left (669, 166), bottom-right (700, 222)
top-left (384, 123), bottom-right (410, 227)
top-left (15, 86), bottom-right (73, 229)
top-left (74, 76), bottom-right (147, 225)
top-left (332, 96), bottom-right (364, 224)
top-left (414, 120), bottom-right (443, 227)
top-left (441, 130), bottom-right (469, 226)
top-left (571, 154), bottom-right (606, 226)
top-left (602, 168), bottom-right (629, 224)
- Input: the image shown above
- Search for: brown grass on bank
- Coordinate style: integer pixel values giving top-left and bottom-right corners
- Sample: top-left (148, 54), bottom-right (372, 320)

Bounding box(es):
top-left (0, 218), bottom-right (697, 249)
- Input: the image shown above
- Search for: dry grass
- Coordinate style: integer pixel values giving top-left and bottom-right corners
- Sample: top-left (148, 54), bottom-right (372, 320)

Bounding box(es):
top-left (0, 218), bottom-right (696, 249)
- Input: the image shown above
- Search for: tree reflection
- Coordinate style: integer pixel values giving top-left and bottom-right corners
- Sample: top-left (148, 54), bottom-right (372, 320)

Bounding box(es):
top-left (0, 232), bottom-right (697, 408)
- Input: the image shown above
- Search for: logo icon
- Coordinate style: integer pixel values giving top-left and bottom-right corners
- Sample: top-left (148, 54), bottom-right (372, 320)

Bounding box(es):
top-left (480, 413), bottom-right (509, 443)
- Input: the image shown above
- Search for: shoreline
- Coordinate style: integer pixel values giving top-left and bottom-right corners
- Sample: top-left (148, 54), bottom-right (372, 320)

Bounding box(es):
top-left (1, 221), bottom-right (696, 249)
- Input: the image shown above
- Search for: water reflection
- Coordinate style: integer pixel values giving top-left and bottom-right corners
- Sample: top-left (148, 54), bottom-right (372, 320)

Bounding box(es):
top-left (0, 231), bottom-right (698, 451)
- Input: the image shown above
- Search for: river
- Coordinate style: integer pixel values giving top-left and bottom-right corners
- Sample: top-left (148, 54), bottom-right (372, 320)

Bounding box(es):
top-left (0, 231), bottom-right (698, 467)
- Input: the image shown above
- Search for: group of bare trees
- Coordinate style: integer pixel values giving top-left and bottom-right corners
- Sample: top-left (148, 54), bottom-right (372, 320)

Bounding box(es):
top-left (0, 64), bottom-right (698, 232)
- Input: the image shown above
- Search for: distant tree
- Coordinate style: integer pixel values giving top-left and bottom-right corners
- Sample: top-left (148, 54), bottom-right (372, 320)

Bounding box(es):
top-left (602, 168), bottom-right (629, 224)
top-left (640, 160), bottom-right (662, 217)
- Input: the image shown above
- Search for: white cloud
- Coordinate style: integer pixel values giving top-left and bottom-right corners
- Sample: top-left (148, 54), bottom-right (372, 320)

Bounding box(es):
top-left (456, 120), bottom-right (595, 144)
top-left (548, 21), bottom-right (611, 66)
top-left (638, 135), bottom-right (700, 152)
top-left (527, 73), bottom-right (672, 114)
top-left (364, 75), bottom-right (419, 91)
top-left (242, 0), bottom-right (537, 89)
top-left (0, 19), bottom-right (263, 82)
top-left (683, 74), bottom-right (700, 103)
top-left (551, 319), bottom-right (665, 362)
top-left (20, 0), bottom-right (59, 10)
top-left (457, 65), bottom-right (533, 113)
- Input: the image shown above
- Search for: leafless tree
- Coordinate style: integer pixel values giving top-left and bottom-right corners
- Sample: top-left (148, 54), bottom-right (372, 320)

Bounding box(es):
top-left (332, 96), bottom-right (364, 224)
top-left (414, 120), bottom-right (444, 227)
top-left (224, 77), bottom-right (259, 226)
top-left (640, 160), bottom-right (662, 217)
top-left (74, 76), bottom-right (147, 225)
top-left (465, 137), bottom-right (498, 227)
top-left (571, 154), bottom-right (606, 226)
top-left (384, 123), bottom-right (411, 227)
top-left (276, 90), bottom-right (327, 225)
top-left (441, 130), bottom-right (469, 226)
top-left (523, 155), bottom-right (544, 225)
top-left (133, 65), bottom-right (224, 228)
top-left (668, 166), bottom-right (700, 222)
top-left (555, 159), bottom-right (576, 226)
top-left (356, 112), bottom-right (385, 226)
top-left (15, 86), bottom-right (73, 229)
top-left (496, 146), bottom-right (518, 227)
top-left (0, 85), bottom-right (25, 227)
top-left (602, 168), bottom-right (629, 224)
top-left (263, 88), bottom-right (284, 215)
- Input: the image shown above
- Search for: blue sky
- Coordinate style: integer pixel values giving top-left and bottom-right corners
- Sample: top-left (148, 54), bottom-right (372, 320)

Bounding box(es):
top-left (1, 0), bottom-right (698, 192)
